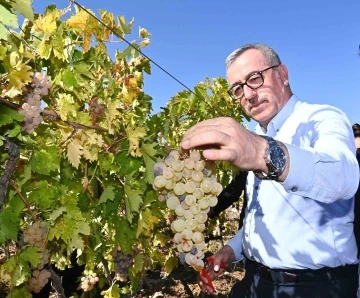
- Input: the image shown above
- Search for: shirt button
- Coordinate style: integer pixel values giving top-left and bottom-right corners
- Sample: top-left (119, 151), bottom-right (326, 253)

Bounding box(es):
top-left (291, 186), bottom-right (298, 192)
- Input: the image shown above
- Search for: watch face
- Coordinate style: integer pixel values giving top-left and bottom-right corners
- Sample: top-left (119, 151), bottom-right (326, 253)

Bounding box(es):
top-left (270, 146), bottom-right (286, 171)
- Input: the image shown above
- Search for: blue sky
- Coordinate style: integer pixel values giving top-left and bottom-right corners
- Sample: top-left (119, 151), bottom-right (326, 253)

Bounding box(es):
top-left (32, 0), bottom-right (360, 128)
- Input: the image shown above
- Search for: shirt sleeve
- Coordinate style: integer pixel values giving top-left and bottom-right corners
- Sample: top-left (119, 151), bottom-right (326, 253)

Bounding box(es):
top-left (226, 228), bottom-right (245, 262)
top-left (281, 108), bottom-right (359, 203)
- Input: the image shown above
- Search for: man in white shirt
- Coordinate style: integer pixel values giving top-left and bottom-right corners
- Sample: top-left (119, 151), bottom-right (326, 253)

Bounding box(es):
top-left (181, 43), bottom-right (359, 297)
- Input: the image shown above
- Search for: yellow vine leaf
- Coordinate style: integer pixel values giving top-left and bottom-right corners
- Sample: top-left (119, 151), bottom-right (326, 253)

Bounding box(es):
top-left (106, 99), bottom-right (121, 134)
top-left (67, 138), bottom-right (83, 168)
top-left (33, 9), bottom-right (60, 37)
top-left (5, 62), bottom-right (33, 97)
top-left (139, 27), bottom-right (151, 38)
top-left (126, 126), bottom-right (146, 157)
top-left (81, 130), bottom-right (104, 147)
top-left (57, 93), bottom-right (78, 121)
top-left (136, 208), bottom-right (159, 237)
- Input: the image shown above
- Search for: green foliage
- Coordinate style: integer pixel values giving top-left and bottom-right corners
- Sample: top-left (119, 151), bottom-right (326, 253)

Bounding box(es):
top-left (0, 1), bottom-right (245, 296)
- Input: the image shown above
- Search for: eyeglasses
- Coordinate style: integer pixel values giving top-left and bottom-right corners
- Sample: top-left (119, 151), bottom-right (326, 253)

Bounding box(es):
top-left (227, 64), bottom-right (280, 100)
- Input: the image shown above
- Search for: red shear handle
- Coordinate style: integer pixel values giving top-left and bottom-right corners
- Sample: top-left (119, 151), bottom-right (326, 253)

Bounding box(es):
top-left (206, 256), bottom-right (227, 269)
top-left (200, 256), bottom-right (228, 292)
top-left (200, 268), bottom-right (216, 292)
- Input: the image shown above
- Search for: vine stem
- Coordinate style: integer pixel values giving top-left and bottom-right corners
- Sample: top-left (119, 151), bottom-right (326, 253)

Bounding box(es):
top-left (9, 180), bottom-right (37, 222)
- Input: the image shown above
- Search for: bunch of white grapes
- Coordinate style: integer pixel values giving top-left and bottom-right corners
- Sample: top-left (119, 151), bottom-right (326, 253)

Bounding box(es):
top-left (18, 72), bottom-right (51, 134)
top-left (23, 221), bottom-right (51, 293)
top-left (113, 250), bottom-right (133, 282)
top-left (27, 268), bottom-right (51, 293)
top-left (80, 273), bottom-right (99, 292)
top-left (153, 149), bottom-right (223, 272)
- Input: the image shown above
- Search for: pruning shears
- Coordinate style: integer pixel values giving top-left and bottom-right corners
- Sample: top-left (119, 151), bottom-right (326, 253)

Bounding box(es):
top-left (200, 256), bottom-right (227, 293)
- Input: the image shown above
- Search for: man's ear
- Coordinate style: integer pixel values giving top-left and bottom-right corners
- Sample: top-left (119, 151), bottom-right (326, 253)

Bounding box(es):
top-left (278, 64), bottom-right (289, 85)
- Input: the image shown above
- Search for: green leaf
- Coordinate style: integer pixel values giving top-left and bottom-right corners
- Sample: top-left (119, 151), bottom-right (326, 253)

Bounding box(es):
top-left (6, 284), bottom-right (32, 298)
top-left (29, 146), bottom-right (60, 175)
top-left (133, 253), bottom-right (144, 273)
top-left (8, 123), bottom-right (21, 137)
top-left (124, 183), bottom-right (143, 223)
top-left (27, 180), bottom-right (56, 209)
top-left (115, 152), bottom-right (142, 176)
top-left (114, 218), bottom-right (136, 254)
top-left (0, 207), bottom-right (20, 244)
top-left (48, 206), bottom-right (66, 221)
top-left (101, 284), bottom-right (121, 298)
top-left (0, 105), bottom-right (24, 127)
top-left (0, 3), bottom-right (18, 27)
top-left (141, 142), bottom-right (158, 184)
top-left (99, 186), bottom-right (115, 204)
top-left (0, 24), bottom-right (7, 40)
top-left (164, 255), bottom-right (178, 275)
top-left (11, 0), bottom-right (35, 22)
top-left (20, 246), bottom-right (41, 268)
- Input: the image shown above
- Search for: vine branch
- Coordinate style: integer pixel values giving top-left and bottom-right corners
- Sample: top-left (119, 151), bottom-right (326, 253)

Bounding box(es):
top-left (0, 138), bottom-right (20, 212)
top-left (48, 266), bottom-right (67, 298)
top-left (9, 180), bottom-right (37, 222)
top-left (101, 257), bottom-right (114, 285)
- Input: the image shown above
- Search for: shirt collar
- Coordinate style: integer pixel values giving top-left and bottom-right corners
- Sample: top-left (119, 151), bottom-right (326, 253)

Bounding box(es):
top-left (255, 95), bottom-right (300, 136)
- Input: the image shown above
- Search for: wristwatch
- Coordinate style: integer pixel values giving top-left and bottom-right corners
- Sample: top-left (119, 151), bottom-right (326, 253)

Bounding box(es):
top-left (254, 136), bottom-right (287, 180)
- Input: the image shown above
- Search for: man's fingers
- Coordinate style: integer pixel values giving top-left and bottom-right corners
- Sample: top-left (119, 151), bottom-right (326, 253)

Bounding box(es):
top-left (202, 148), bottom-right (239, 163)
top-left (182, 130), bottom-right (230, 150)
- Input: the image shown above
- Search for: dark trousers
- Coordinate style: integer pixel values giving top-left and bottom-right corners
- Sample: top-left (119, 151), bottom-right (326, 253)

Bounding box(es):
top-left (229, 260), bottom-right (358, 298)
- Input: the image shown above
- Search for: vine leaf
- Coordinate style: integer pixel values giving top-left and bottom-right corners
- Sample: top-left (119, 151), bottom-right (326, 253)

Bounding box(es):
top-left (164, 255), bottom-right (178, 275)
top-left (67, 138), bottom-right (83, 168)
top-left (126, 126), bottom-right (146, 157)
top-left (0, 207), bottom-right (20, 244)
top-left (114, 218), bottom-right (136, 254)
top-left (27, 180), bottom-right (56, 209)
top-left (99, 186), bottom-right (115, 204)
top-left (101, 283), bottom-right (121, 298)
top-left (10, 0), bottom-right (35, 22)
top-left (0, 105), bottom-right (23, 127)
top-left (136, 208), bottom-right (159, 238)
top-left (124, 183), bottom-right (142, 223)
top-left (133, 253), bottom-right (144, 274)
top-left (29, 147), bottom-right (60, 175)
top-left (141, 142), bottom-right (158, 184)
top-left (7, 63), bottom-right (33, 97)
top-left (0, 3), bottom-right (18, 28)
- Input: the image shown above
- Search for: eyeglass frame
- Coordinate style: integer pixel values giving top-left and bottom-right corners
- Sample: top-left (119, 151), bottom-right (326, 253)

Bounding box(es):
top-left (227, 64), bottom-right (281, 100)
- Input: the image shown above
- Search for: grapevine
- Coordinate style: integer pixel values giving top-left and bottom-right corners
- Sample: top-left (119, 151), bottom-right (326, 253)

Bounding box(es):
top-left (153, 149), bottom-right (223, 272)
top-left (0, 1), bottom-right (243, 297)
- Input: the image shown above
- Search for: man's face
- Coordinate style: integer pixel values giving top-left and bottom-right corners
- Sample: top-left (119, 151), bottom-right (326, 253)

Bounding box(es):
top-left (227, 49), bottom-right (289, 127)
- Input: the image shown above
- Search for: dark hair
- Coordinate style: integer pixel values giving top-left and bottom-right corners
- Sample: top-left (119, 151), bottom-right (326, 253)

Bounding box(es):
top-left (353, 123), bottom-right (360, 138)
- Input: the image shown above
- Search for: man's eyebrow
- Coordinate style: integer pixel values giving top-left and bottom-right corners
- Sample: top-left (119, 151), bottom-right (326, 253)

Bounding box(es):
top-left (229, 70), bottom-right (261, 89)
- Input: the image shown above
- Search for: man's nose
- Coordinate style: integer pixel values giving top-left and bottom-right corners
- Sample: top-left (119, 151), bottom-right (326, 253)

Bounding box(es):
top-left (243, 85), bottom-right (257, 101)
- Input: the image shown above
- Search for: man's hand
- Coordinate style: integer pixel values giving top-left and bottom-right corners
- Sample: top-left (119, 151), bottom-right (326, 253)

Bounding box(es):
top-left (181, 117), bottom-right (267, 173)
top-left (198, 245), bottom-right (236, 294)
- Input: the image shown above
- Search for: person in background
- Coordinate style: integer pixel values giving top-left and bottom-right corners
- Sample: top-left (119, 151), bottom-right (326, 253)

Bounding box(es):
top-left (352, 123), bottom-right (360, 298)
top-left (181, 43), bottom-right (359, 298)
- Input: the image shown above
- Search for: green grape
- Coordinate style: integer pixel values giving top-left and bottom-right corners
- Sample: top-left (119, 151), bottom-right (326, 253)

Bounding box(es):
top-left (184, 181), bottom-right (196, 193)
top-left (172, 160), bottom-right (184, 172)
top-left (154, 175), bottom-right (167, 188)
top-left (192, 170), bottom-right (204, 182)
top-left (184, 158), bottom-right (195, 170)
top-left (189, 150), bottom-right (201, 161)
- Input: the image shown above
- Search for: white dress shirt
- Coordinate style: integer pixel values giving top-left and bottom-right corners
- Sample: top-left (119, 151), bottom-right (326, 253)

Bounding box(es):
top-left (227, 95), bottom-right (360, 269)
